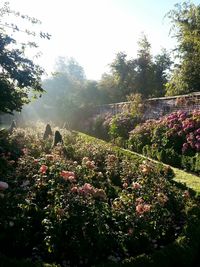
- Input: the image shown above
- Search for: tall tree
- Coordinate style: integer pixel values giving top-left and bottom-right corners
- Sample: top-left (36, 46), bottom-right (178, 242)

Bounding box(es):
top-left (134, 34), bottom-right (153, 98)
top-left (109, 51), bottom-right (141, 101)
top-left (110, 52), bottom-right (136, 101)
top-left (166, 2), bottom-right (200, 96)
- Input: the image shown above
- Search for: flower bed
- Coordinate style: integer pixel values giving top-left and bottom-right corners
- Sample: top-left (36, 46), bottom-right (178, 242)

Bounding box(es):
top-left (0, 127), bottom-right (198, 266)
top-left (129, 110), bottom-right (200, 173)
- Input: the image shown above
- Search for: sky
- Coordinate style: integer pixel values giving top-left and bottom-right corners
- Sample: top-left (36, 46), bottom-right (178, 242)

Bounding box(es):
top-left (4, 0), bottom-right (200, 80)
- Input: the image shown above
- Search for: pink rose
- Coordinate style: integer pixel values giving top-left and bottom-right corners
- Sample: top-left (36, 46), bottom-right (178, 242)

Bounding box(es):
top-left (60, 171), bottom-right (75, 181)
top-left (39, 165), bottom-right (48, 174)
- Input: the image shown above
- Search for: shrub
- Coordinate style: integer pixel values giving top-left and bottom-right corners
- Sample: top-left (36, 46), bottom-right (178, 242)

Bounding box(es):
top-left (129, 110), bottom-right (200, 173)
top-left (109, 113), bottom-right (142, 146)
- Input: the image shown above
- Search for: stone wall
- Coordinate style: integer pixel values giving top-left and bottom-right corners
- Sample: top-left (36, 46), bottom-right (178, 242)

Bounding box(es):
top-left (96, 92), bottom-right (200, 119)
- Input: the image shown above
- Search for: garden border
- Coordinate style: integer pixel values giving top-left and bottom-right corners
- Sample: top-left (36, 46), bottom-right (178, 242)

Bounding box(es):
top-left (77, 132), bottom-right (200, 194)
top-left (77, 132), bottom-right (200, 267)
top-left (1, 131), bottom-right (200, 267)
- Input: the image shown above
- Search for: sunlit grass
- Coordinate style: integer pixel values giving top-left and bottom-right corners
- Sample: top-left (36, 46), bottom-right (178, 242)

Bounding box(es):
top-left (172, 168), bottom-right (200, 193)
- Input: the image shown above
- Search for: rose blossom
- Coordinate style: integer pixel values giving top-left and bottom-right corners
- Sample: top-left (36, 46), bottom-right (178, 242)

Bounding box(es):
top-left (93, 189), bottom-right (107, 200)
top-left (135, 197), bottom-right (144, 204)
top-left (182, 190), bottom-right (190, 198)
top-left (71, 186), bottom-right (78, 193)
top-left (39, 165), bottom-right (48, 174)
top-left (136, 203), bottom-right (151, 214)
top-left (82, 157), bottom-right (89, 165)
top-left (123, 182), bottom-right (128, 188)
top-left (140, 164), bottom-right (151, 174)
top-left (34, 158), bottom-right (39, 164)
top-left (81, 183), bottom-right (95, 194)
top-left (85, 160), bottom-right (95, 169)
top-left (60, 171), bottom-right (75, 181)
top-left (132, 182), bottom-right (141, 189)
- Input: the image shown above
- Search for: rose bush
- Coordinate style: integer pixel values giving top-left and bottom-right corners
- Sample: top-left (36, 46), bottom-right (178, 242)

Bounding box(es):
top-left (0, 126), bottom-right (196, 266)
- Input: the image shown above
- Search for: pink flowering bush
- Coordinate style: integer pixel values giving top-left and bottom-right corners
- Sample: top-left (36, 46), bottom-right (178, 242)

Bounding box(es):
top-left (129, 110), bottom-right (200, 172)
top-left (0, 126), bottom-right (197, 266)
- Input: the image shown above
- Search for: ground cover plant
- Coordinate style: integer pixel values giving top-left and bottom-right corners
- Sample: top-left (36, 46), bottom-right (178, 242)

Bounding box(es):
top-left (0, 125), bottom-right (198, 266)
top-left (129, 110), bottom-right (200, 174)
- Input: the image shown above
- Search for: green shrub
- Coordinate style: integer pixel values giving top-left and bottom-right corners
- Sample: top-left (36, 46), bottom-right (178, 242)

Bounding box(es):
top-left (109, 114), bottom-right (141, 143)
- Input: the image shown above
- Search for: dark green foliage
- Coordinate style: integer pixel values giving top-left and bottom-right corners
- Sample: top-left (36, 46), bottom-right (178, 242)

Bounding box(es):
top-left (53, 130), bottom-right (63, 146)
top-left (90, 114), bottom-right (110, 141)
top-left (43, 124), bottom-right (53, 140)
top-left (109, 114), bottom-right (142, 147)
top-left (181, 153), bottom-right (200, 173)
top-left (106, 35), bottom-right (171, 101)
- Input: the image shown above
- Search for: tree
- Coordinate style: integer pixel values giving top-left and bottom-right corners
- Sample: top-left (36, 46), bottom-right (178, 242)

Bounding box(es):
top-left (25, 57), bottom-right (87, 126)
top-left (152, 48), bottom-right (172, 97)
top-left (54, 56), bottom-right (85, 82)
top-left (77, 80), bottom-right (102, 106)
top-left (110, 52), bottom-right (137, 101)
top-left (103, 34), bottom-right (171, 101)
top-left (98, 73), bottom-right (119, 103)
top-left (166, 2), bottom-right (200, 96)
top-left (0, 1), bottom-right (50, 114)
top-left (134, 34), bottom-right (154, 98)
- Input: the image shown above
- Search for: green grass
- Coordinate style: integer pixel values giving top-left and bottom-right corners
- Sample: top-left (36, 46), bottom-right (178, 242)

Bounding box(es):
top-left (172, 168), bottom-right (200, 193)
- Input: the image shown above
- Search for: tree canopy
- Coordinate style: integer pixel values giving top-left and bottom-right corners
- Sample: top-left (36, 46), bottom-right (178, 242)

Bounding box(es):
top-left (0, 1), bottom-right (50, 114)
top-left (104, 34), bottom-right (171, 101)
top-left (166, 2), bottom-right (200, 96)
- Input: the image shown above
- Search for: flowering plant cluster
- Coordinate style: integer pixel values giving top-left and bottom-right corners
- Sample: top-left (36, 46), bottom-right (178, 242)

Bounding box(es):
top-left (0, 126), bottom-right (194, 266)
top-left (109, 113), bottom-right (142, 146)
top-left (129, 110), bottom-right (200, 172)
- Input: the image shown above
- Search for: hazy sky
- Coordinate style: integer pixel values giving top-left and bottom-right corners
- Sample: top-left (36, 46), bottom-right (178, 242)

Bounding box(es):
top-left (6, 0), bottom-right (200, 80)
